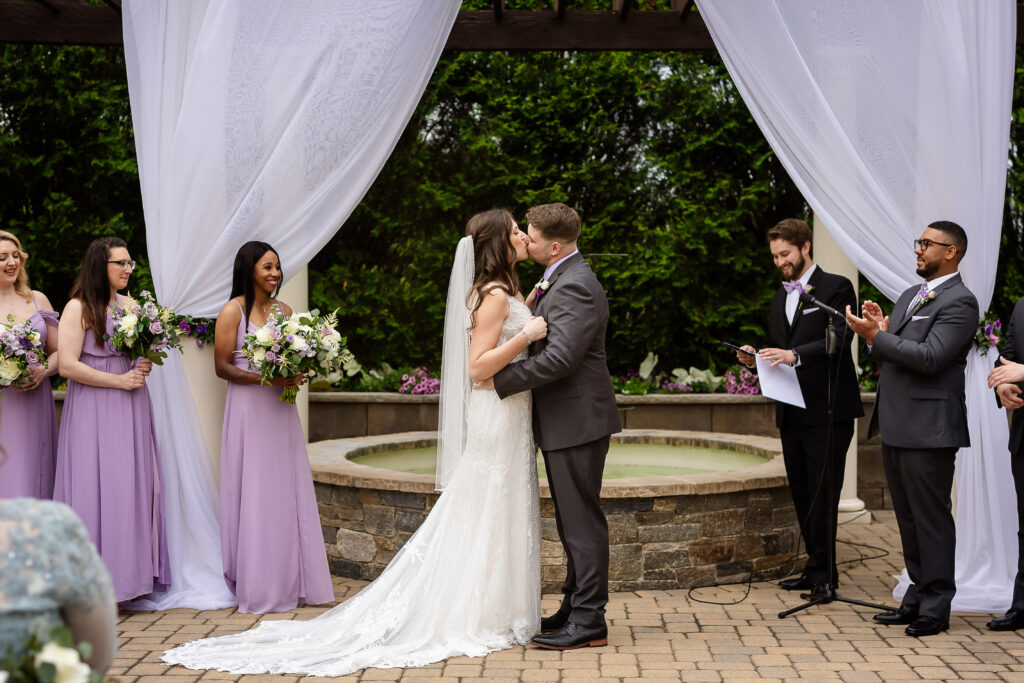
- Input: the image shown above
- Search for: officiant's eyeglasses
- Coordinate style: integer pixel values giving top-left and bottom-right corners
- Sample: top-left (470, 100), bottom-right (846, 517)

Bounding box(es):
top-left (107, 259), bottom-right (137, 271)
top-left (913, 238), bottom-right (952, 252)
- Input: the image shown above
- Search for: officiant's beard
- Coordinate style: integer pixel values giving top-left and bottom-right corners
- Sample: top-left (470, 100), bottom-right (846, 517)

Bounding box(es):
top-left (777, 253), bottom-right (806, 281)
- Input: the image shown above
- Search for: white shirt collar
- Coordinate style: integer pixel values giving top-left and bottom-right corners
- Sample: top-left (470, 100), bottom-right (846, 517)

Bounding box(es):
top-left (787, 263), bottom-right (817, 293)
top-left (923, 271), bottom-right (959, 292)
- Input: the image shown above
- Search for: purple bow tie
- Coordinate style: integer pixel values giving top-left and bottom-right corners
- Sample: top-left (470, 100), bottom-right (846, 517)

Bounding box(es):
top-left (782, 281), bottom-right (806, 295)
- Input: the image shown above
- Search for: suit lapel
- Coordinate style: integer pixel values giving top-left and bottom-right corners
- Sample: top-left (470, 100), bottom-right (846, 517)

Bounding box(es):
top-left (892, 274), bottom-right (962, 335)
top-left (535, 252), bottom-right (584, 314)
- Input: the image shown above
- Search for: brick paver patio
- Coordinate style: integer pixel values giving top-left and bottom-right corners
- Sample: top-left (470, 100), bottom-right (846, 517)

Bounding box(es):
top-left (110, 511), bottom-right (1024, 682)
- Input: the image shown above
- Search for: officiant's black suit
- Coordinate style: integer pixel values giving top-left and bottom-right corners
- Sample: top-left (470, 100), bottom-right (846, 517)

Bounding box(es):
top-left (868, 274), bottom-right (977, 621)
top-left (766, 266), bottom-right (862, 588)
top-left (494, 252), bottom-right (621, 631)
top-left (994, 296), bottom-right (1024, 614)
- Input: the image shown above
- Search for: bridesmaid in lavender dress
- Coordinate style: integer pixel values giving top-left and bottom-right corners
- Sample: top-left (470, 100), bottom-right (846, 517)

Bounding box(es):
top-left (0, 231), bottom-right (60, 499)
top-left (211, 241), bottom-right (334, 613)
top-left (53, 236), bottom-right (170, 604)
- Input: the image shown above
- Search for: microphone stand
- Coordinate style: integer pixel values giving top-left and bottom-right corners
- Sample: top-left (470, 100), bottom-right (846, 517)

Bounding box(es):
top-left (778, 313), bottom-right (892, 619)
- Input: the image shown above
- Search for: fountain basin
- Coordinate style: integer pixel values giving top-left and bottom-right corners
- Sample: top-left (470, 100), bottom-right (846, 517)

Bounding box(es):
top-left (310, 429), bottom-right (800, 591)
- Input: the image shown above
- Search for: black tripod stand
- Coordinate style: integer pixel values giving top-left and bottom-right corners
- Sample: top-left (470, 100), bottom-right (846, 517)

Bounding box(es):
top-left (778, 314), bottom-right (892, 619)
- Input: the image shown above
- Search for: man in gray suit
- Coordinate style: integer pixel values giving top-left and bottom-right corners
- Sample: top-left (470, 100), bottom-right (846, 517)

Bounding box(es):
top-left (846, 220), bottom-right (978, 637)
top-left (985, 296), bottom-right (1024, 630)
top-left (489, 203), bottom-right (621, 650)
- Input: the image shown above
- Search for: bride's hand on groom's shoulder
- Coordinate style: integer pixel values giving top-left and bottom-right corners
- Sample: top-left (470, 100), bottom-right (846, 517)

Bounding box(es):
top-left (523, 316), bottom-right (547, 342)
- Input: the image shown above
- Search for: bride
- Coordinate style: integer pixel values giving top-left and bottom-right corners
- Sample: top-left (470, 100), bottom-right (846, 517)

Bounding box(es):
top-left (163, 209), bottom-right (548, 676)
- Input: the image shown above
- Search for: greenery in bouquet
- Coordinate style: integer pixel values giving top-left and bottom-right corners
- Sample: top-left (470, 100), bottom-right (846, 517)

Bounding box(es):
top-left (0, 618), bottom-right (101, 683)
top-left (241, 308), bottom-right (352, 403)
top-left (106, 290), bottom-right (182, 365)
top-left (974, 311), bottom-right (1002, 355)
top-left (0, 314), bottom-right (48, 390)
top-left (175, 314), bottom-right (216, 348)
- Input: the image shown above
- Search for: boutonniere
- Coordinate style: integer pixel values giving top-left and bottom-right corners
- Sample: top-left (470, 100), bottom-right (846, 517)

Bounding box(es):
top-left (910, 288), bottom-right (937, 314)
top-left (535, 279), bottom-right (551, 300)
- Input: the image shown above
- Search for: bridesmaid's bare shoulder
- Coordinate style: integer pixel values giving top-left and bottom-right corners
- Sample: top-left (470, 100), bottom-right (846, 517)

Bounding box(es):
top-left (30, 290), bottom-right (55, 312)
top-left (218, 299), bottom-right (244, 323)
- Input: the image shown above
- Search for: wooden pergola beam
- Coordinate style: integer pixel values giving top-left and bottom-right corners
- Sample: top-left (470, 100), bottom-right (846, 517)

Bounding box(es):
top-left (0, 4), bottom-right (716, 51)
top-left (2, 3), bottom-right (1024, 51)
top-left (448, 10), bottom-right (714, 51)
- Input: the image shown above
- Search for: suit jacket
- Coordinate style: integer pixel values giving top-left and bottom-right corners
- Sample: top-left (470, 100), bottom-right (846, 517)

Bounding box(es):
top-left (868, 274), bottom-right (979, 449)
top-left (493, 252), bottom-right (621, 451)
top-left (995, 296), bottom-right (1024, 455)
top-left (766, 267), bottom-right (863, 429)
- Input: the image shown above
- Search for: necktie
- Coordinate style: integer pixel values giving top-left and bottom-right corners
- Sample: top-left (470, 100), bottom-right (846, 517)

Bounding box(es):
top-left (906, 284), bottom-right (930, 314)
top-left (782, 280), bottom-right (806, 295)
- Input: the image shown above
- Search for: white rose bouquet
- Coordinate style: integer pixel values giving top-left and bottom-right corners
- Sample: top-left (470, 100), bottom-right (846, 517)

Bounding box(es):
top-left (240, 308), bottom-right (352, 404)
top-left (0, 314), bottom-right (49, 391)
top-left (0, 618), bottom-right (101, 683)
top-left (107, 290), bottom-right (182, 365)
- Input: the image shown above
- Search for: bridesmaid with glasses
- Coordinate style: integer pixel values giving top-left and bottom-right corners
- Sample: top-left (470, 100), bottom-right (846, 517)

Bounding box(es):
top-left (0, 230), bottom-right (60, 499)
top-left (53, 237), bottom-right (170, 604)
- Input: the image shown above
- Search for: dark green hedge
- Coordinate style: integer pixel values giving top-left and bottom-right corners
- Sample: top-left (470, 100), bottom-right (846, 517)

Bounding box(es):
top-left (4, 42), bottom-right (1024, 376)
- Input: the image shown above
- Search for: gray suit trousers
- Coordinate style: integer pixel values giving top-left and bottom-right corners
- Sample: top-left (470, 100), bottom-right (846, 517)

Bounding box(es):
top-left (543, 436), bottom-right (610, 628)
top-left (882, 444), bottom-right (957, 620)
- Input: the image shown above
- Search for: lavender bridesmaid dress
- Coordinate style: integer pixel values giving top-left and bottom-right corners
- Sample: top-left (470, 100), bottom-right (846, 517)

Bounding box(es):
top-left (219, 301), bottom-right (334, 613)
top-left (0, 305), bottom-right (58, 499)
top-left (53, 296), bottom-right (170, 603)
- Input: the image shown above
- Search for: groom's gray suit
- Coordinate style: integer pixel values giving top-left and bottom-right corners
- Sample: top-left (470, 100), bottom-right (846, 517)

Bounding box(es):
top-left (494, 251), bottom-right (621, 629)
top-left (868, 273), bottom-right (978, 621)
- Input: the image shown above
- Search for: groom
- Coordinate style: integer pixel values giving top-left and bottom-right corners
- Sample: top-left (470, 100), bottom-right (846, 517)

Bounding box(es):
top-left (490, 203), bottom-right (621, 650)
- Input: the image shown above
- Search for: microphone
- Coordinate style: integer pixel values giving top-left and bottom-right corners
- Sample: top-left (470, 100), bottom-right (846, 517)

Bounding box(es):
top-left (799, 291), bottom-right (845, 319)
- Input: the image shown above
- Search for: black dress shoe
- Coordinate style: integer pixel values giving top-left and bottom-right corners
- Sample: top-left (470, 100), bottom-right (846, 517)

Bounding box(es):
top-left (540, 611), bottom-right (570, 633)
top-left (778, 575), bottom-right (813, 591)
top-left (531, 622), bottom-right (608, 650)
top-left (873, 606), bottom-right (918, 625)
top-left (800, 583), bottom-right (835, 600)
top-left (987, 609), bottom-right (1024, 631)
top-left (905, 615), bottom-right (949, 637)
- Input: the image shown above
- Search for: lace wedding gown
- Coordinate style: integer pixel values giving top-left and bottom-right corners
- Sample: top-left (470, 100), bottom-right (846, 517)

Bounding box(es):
top-left (164, 295), bottom-right (540, 676)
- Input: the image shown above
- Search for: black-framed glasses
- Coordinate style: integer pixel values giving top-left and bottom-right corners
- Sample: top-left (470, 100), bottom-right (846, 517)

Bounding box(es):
top-left (107, 259), bottom-right (137, 270)
top-left (913, 238), bottom-right (952, 252)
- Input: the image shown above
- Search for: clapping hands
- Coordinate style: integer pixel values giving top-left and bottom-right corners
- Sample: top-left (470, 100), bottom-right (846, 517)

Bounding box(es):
top-left (845, 300), bottom-right (890, 344)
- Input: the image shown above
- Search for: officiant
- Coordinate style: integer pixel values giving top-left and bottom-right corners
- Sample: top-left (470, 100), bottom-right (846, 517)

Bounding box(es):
top-left (736, 218), bottom-right (862, 596)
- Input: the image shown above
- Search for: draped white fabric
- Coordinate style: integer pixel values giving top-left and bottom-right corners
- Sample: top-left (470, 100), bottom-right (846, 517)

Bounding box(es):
top-left (700, 1), bottom-right (1016, 612)
top-left (121, 0), bottom-right (460, 609)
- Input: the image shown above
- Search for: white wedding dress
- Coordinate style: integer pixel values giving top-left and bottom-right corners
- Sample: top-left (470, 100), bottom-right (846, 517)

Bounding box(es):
top-left (163, 294), bottom-right (540, 677)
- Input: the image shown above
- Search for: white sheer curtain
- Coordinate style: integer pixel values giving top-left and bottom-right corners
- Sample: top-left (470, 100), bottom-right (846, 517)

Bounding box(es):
top-left (121, 0), bottom-right (460, 609)
top-left (700, 0), bottom-right (1016, 612)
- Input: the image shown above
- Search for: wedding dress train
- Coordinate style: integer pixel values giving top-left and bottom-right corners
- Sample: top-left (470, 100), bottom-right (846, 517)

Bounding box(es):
top-left (163, 295), bottom-right (540, 676)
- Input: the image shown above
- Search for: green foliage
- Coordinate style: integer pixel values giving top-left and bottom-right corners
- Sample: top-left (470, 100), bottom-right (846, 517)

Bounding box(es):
top-left (993, 46), bottom-right (1024, 324)
top-left (6, 38), bottom-right (1024, 377)
top-left (0, 618), bottom-right (101, 683)
top-left (0, 45), bottom-right (151, 310)
top-left (312, 49), bottom-right (806, 371)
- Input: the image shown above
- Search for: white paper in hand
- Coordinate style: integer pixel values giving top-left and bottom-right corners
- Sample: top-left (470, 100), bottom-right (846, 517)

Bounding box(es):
top-left (754, 355), bottom-right (806, 408)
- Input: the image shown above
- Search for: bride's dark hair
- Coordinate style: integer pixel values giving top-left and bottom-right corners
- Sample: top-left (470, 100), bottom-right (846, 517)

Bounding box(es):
top-left (465, 209), bottom-right (520, 324)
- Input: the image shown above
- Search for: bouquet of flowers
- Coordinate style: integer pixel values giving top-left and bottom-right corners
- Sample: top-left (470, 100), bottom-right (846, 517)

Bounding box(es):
top-left (0, 618), bottom-right (101, 683)
top-left (107, 290), bottom-right (182, 365)
top-left (974, 311), bottom-right (1002, 355)
top-left (0, 314), bottom-right (48, 391)
top-left (240, 308), bottom-right (351, 403)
